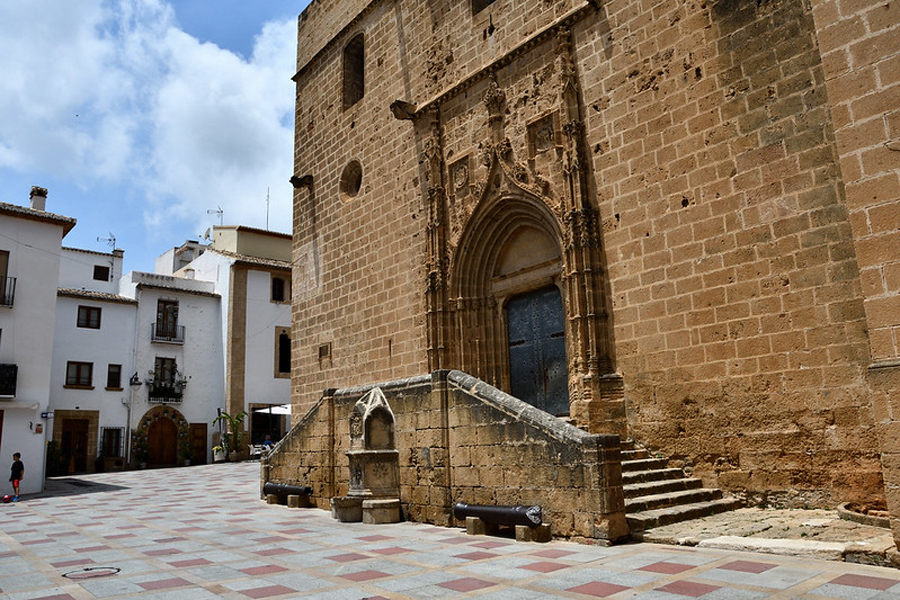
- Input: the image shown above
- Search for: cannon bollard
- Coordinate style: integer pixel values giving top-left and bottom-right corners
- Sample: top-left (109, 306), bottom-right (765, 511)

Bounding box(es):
top-left (453, 502), bottom-right (542, 528)
top-left (263, 482), bottom-right (313, 506)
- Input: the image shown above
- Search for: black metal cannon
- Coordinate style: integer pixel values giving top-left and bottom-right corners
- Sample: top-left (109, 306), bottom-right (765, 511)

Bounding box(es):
top-left (263, 482), bottom-right (313, 498)
top-left (453, 502), bottom-right (542, 528)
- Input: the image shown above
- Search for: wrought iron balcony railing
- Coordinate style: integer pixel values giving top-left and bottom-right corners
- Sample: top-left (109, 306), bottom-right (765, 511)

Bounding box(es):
top-left (151, 322), bottom-right (185, 344)
top-left (148, 383), bottom-right (184, 404)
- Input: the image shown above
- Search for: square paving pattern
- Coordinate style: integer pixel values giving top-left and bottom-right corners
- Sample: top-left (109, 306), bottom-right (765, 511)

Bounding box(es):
top-left (0, 462), bottom-right (898, 598)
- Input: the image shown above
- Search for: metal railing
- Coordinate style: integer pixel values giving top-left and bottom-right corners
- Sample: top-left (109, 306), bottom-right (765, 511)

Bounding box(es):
top-left (151, 323), bottom-right (185, 344)
top-left (148, 383), bottom-right (184, 404)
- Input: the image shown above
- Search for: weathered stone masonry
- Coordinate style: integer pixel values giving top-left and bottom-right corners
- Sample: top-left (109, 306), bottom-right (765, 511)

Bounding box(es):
top-left (289, 0), bottom-right (900, 540)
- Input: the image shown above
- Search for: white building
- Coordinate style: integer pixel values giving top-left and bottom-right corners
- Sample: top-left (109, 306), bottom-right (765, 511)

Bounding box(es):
top-left (0, 187), bottom-right (75, 495)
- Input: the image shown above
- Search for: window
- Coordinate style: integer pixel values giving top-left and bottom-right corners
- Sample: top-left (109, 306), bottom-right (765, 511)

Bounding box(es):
top-left (101, 427), bottom-right (124, 458)
top-left (277, 329), bottom-right (291, 375)
top-left (343, 33), bottom-right (365, 109)
top-left (472, 0), bottom-right (496, 13)
top-left (271, 276), bottom-right (291, 303)
top-left (156, 299), bottom-right (178, 337)
top-left (106, 364), bottom-right (122, 389)
top-left (93, 265), bottom-right (110, 281)
top-left (65, 361), bottom-right (93, 387)
top-left (155, 357), bottom-right (177, 386)
top-left (77, 306), bottom-right (101, 329)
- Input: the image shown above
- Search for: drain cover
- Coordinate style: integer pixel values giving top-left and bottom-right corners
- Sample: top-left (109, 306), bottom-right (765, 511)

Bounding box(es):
top-left (63, 566), bottom-right (120, 579)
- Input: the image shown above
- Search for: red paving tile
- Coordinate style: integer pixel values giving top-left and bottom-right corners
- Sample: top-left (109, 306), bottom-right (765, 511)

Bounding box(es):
top-left (530, 548), bottom-right (576, 558)
top-left (719, 560), bottom-right (776, 574)
top-left (830, 573), bottom-right (900, 590)
top-left (519, 561), bottom-right (569, 573)
top-left (241, 584), bottom-right (298, 598)
top-left (143, 548), bottom-right (183, 556)
top-left (103, 533), bottom-right (136, 539)
top-left (357, 534), bottom-right (393, 541)
top-left (656, 580), bottom-right (722, 597)
top-left (240, 565), bottom-right (289, 576)
top-left (21, 539), bottom-right (53, 545)
top-left (254, 548), bottom-right (294, 556)
top-left (50, 558), bottom-right (94, 568)
top-left (439, 577), bottom-right (496, 592)
top-left (372, 546), bottom-right (412, 555)
top-left (471, 540), bottom-right (511, 549)
top-left (327, 552), bottom-right (370, 562)
top-left (138, 577), bottom-right (190, 590)
top-left (639, 561), bottom-right (696, 575)
top-left (168, 558), bottom-right (212, 567)
top-left (340, 569), bottom-right (391, 582)
top-left (438, 536), bottom-right (474, 545)
top-left (280, 528), bottom-right (312, 534)
top-left (567, 581), bottom-right (632, 597)
top-left (455, 551), bottom-right (499, 560)
top-left (32, 595), bottom-right (77, 600)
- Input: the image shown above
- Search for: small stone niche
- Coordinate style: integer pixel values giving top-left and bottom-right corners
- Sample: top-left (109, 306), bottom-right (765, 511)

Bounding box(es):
top-left (331, 387), bottom-right (401, 523)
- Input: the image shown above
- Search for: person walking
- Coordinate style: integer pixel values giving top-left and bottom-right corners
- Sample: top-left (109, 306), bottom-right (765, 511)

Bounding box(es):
top-left (9, 452), bottom-right (23, 502)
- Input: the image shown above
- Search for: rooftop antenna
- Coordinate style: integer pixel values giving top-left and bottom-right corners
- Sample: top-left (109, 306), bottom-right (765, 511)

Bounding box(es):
top-left (265, 187), bottom-right (270, 230)
top-left (97, 232), bottom-right (116, 249)
top-left (207, 206), bottom-right (223, 226)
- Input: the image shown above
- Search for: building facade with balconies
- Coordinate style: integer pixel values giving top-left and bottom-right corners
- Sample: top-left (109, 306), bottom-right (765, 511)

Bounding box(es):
top-left (0, 187), bottom-right (75, 494)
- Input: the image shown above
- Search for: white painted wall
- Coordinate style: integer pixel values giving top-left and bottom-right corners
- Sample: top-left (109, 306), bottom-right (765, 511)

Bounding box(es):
top-left (59, 248), bottom-right (123, 294)
top-left (244, 269), bottom-right (291, 406)
top-left (49, 296), bottom-right (137, 451)
top-left (0, 214), bottom-right (67, 495)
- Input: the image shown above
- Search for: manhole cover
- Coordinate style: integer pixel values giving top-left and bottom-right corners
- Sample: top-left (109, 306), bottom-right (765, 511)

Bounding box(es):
top-left (63, 566), bottom-right (120, 579)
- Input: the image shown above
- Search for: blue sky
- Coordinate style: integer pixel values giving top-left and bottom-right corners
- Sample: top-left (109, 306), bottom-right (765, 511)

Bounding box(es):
top-left (0, 0), bottom-right (312, 274)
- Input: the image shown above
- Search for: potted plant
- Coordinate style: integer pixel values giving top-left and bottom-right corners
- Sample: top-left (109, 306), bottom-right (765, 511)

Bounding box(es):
top-left (212, 410), bottom-right (247, 460)
top-left (212, 445), bottom-right (227, 463)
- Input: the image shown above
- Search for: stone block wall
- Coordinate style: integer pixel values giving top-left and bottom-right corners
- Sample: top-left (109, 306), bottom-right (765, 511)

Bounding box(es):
top-left (292, 0), bottom-right (894, 517)
top-left (264, 370), bottom-right (628, 542)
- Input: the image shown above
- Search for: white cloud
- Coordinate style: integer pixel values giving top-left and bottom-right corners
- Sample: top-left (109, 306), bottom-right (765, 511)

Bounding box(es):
top-left (0, 0), bottom-right (296, 239)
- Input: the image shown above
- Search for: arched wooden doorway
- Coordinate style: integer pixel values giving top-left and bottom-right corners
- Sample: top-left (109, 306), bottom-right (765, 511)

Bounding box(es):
top-left (148, 417), bottom-right (178, 466)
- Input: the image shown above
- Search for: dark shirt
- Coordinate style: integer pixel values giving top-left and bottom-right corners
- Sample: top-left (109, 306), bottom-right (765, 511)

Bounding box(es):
top-left (10, 460), bottom-right (23, 481)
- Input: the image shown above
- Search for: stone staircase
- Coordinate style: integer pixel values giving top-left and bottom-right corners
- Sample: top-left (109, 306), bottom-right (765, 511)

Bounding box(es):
top-left (622, 441), bottom-right (742, 532)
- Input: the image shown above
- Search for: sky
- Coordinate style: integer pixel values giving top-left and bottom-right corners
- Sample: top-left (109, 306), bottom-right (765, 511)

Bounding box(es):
top-left (0, 0), bottom-right (312, 274)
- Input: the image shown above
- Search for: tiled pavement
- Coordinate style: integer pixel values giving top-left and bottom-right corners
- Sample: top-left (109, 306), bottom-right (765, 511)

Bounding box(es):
top-left (2, 463), bottom-right (900, 599)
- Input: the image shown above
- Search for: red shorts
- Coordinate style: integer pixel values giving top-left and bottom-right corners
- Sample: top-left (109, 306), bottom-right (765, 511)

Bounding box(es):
top-left (11, 479), bottom-right (20, 487)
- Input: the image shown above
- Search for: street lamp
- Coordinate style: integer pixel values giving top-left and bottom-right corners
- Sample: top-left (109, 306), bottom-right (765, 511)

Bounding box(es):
top-left (124, 372), bottom-right (142, 464)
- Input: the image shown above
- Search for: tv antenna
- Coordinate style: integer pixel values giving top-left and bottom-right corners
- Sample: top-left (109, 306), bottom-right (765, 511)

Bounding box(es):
top-left (97, 233), bottom-right (116, 249)
top-left (265, 187), bottom-right (270, 230)
top-left (207, 206), bottom-right (223, 226)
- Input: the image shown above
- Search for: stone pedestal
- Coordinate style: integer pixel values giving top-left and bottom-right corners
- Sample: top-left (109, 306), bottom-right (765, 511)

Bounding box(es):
top-left (266, 494), bottom-right (279, 505)
top-left (331, 496), bottom-right (363, 522)
top-left (465, 516), bottom-right (498, 536)
top-left (516, 523), bottom-right (552, 543)
top-left (363, 499), bottom-right (401, 524)
top-left (288, 494), bottom-right (312, 508)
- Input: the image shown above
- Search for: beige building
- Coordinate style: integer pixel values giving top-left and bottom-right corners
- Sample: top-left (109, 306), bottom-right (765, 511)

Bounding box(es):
top-left (285, 0), bottom-right (900, 541)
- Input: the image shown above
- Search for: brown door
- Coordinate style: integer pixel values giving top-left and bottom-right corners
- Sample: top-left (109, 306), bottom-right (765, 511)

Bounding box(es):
top-left (61, 418), bottom-right (90, 473)
top-left (190, 423), bottom-right (207, 465)
top-left (147, 417), bottom-right (178, 466)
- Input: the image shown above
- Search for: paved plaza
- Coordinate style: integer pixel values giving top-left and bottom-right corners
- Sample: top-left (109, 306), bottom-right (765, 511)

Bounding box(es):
top-left (1, 462), bottom-right (900, 599)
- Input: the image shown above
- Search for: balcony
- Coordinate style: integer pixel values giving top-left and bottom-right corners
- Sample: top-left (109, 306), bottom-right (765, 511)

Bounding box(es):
top-left (147, 383), bottom-right (184, 404)
top-left (0, 363), bottom-right (16, 397)
top-left (151, 322), bottom-right (185, 344)
top-left (0, 276), bottom-right (16, 307)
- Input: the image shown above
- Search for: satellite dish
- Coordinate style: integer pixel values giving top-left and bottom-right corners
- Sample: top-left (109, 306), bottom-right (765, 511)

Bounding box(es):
top-left (203, 228), bottom-right (211, 240)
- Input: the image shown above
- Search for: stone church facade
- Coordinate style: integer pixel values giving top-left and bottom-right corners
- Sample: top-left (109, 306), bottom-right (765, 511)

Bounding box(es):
top-left (290, 0), bottom-right (900, 537)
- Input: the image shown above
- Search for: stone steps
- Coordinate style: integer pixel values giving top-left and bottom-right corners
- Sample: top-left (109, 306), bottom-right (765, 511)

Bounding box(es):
top-left (621, 440), bottom-right (741, 533)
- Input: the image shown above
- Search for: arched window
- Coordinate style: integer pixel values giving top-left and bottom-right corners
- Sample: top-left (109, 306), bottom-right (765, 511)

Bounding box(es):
top-left (343, 33), bottom-right (365, 109)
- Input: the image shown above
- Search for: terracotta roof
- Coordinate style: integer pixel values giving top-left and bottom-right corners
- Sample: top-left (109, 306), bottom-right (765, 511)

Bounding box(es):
top-left (58, 288), bottom-right (138, 304)
top-left (207, 248), bottom-right (291, 270)
top-left (135, 282), bottom-right (220, 299)
top-left (0, 201), bottom-right (76, 235)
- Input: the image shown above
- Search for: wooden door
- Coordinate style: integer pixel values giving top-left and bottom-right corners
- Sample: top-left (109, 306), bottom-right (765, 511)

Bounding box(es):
top-left (61, 418), bottom-right (89, 473)
top-left (190, 423), bottom-right (207, 465)
top-left (507, 286), bottom-right (570, 416)
top-left (147, 417), bottom-right (177, 466)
